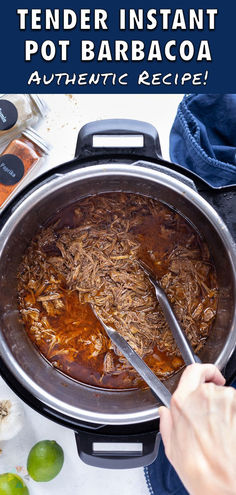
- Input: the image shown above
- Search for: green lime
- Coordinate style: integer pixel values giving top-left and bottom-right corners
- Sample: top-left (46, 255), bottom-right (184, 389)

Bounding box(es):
top-left (27, 440), bottom-right (64, 482)
top-left (0, 473), bottom-right (29, 495)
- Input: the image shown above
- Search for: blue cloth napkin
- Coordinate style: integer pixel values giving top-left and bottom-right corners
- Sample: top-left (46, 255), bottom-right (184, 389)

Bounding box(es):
top-left (169, 94), bottom-right (236, 187)
top-left (144, 441), bottom-right (189, 495)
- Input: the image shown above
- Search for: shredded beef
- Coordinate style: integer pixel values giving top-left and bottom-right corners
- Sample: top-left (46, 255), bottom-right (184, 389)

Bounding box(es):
top-left (17, 193), bottom-right (218, 387)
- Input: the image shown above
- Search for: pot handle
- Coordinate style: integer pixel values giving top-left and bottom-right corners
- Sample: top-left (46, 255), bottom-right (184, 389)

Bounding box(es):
top-left (75, 119), bottom-right (162, 160)
top-left (75, 429), bottom-right (160, 469)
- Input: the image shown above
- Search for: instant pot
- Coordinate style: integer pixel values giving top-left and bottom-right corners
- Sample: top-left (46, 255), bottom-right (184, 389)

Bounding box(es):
top-left (0, 119), bottom-right (236, 469)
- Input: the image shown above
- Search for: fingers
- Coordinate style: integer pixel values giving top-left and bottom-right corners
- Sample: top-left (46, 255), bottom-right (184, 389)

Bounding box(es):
top-left (173, 363), bottom-right (225, 402)
top-left (159, 406), bottom-right (173, 456)
top-left (159, 365), bottom-right (225, 454)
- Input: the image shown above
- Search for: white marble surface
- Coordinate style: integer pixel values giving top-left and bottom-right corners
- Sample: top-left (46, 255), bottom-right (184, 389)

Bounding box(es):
top-left (0, 94), bottom-right (183, 495)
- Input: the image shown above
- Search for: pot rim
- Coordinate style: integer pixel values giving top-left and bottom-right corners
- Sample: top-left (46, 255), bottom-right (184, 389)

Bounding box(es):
top-left (0, 162), bottom-right (236, 425)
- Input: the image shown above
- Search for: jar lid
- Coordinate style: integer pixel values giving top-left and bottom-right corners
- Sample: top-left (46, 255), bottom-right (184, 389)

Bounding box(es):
top-left (22, 128), bottom-right (51, 155)
top-left (30, 95), bottom-right (49, 117)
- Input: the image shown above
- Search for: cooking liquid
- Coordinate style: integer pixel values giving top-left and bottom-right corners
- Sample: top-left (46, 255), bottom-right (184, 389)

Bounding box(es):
top-left (34, 290), bottom-right (180, 389)
top-left (18, 193), bottom-right (218, 389)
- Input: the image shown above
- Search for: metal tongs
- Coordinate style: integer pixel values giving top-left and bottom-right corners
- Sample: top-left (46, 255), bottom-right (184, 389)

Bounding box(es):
top-left (139, 261), bottom-right (201, 366)
top-left (93, 307), bottom-right (172, 408)
top-left (92, 262), bottom-right (201, 408)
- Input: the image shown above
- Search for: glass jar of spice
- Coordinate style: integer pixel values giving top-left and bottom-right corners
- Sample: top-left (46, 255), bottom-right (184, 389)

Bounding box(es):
top-left (0, 94), bottom-right (48, 147)
top-left (0, 128), bottom-right (50, 211)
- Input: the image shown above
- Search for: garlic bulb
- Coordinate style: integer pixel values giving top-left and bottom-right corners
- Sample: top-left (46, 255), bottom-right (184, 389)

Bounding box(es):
top-left (0, 398), bottom-right (24, 441)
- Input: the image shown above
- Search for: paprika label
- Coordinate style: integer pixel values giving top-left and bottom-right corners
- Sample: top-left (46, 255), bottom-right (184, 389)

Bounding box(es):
top-left (0, 154), bottom-right (25, 185)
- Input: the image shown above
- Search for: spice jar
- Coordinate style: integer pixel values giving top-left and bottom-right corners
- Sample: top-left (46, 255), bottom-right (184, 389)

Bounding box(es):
top-left (0, 94), bottom-right (48, 146)
top-left (0, 128), bottom-right (50, 210)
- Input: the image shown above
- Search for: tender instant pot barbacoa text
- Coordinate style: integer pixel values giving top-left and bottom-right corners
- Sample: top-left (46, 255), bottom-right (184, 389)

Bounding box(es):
top-left (17, 193), bottom-right (218, 389)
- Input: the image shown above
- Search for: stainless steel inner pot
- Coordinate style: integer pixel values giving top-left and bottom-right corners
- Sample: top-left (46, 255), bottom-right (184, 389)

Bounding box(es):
top-left (0, 162), bottom-right (236, 425)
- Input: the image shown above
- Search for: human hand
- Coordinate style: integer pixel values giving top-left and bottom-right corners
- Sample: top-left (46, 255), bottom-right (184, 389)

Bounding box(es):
top-left (159, 363), bottom-right (236, 495)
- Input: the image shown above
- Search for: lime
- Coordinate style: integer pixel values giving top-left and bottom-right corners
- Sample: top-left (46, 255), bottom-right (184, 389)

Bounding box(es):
top-left (27, 440), bottom-right (64, 482)
top-left (0, 473), bottom-right (29, 495)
